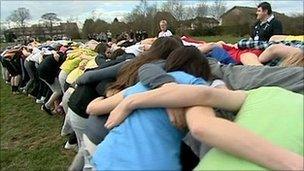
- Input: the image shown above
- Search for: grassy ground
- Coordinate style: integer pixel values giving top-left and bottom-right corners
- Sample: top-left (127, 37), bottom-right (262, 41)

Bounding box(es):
top-left (194, 35), bottom-right (247, 43)
top-left (0, 79), bottom-right (74, 170)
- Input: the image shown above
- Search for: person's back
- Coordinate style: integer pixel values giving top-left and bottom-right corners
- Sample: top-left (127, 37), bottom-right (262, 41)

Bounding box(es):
top-left (92, 71), bottom-right (206, 170)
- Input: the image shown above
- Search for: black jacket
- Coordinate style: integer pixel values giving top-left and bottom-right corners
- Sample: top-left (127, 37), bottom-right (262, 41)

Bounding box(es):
top-left (250, 17), bottom-right (283, 41)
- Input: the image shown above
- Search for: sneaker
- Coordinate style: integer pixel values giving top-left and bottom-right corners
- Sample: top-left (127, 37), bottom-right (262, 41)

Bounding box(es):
top-left (41, 105), bottom-right (53, 116)
top-left (64, 141), bottom-right (78, 151)
top-left (36, 98), bottom-right (44, 104)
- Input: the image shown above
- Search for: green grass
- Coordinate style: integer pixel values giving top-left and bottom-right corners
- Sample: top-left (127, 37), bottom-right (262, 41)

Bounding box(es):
top-left (194, 35), bottom-right (247, 43)
top-left (0, 79), bottom-right (74, 170)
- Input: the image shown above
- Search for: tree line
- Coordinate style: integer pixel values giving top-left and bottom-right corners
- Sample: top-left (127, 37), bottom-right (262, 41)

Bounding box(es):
top-left (2, 0), bottom-right (303, 41)
top-left (1, 0), bottom-right (227, 40)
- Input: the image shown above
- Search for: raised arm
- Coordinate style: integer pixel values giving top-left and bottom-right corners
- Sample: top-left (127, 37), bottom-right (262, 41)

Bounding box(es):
top-left (86, 90), bottom-right (124, 115)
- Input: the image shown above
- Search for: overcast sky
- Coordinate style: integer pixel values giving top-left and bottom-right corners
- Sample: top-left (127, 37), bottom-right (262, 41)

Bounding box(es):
top-left (1, 0), bottom-right (303, 28)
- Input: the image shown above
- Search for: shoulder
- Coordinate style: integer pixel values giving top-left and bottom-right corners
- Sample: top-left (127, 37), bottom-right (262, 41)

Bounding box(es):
top-left (168, 71), bottom-right (206, 85)
top-left (252, 21), bottom-right (260, 27)
top-left (270, 18), bottom-right (282, 25)
top-left (124, 82), bottom-right (148, 97)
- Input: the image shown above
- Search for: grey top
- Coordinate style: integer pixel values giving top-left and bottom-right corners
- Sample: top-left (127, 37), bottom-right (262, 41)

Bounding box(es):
top-left (138, 58), bottom-right (304, 94)
top-left (76, 61), bottom-right (127, 85)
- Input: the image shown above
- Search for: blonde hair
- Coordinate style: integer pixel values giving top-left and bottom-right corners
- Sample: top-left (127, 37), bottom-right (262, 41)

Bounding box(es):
top-left (280, 50), bottom-right (304, 67)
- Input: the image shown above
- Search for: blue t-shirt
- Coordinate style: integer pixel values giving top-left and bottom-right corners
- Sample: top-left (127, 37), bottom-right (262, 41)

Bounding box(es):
top-left (92, 71), bottom-right (206, 170)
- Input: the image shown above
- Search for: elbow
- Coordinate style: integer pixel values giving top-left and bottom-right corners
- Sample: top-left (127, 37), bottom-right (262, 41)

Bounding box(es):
top-left (86, 103), bottom-right (96, 115)
top-left (188, 122), bottom-right (208, 141)
top-left (86, 107), bottom-right (93, 115)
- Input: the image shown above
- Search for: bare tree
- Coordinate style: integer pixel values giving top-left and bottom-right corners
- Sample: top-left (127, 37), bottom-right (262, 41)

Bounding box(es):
top-left (125, 0), bottom-right (158, 33)
top-left (196, 2), bottom-right (209, 17)
top-left (41, 13), bottom-right (61, 37)
top-left (185, 6), bottom-right (197, 20)
top-left (161, 0), bottom-right (186, 21)
top-left (209, 0), bottom-right (226, 19)
top-left (7, 7), bottom-right (31, 28)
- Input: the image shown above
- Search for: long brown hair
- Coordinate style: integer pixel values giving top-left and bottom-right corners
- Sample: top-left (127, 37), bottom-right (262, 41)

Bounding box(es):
top-left (108, 36), bottom-right (183, 91)
top-left (165, 46), bottom-right (212, 81)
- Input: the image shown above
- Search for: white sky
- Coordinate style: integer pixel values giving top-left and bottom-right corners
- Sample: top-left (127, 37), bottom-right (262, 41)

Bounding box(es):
top-left (1, 0), bottom-right (303, 28)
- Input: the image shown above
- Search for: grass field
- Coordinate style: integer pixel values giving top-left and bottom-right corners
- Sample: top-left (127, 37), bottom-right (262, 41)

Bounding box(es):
top-left (0, 79), bottom-right (74, 170)
top-left (195, 35), bottom-right (246, 43)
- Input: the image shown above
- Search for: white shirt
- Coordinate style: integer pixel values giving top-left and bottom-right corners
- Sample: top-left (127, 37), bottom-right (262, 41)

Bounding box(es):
top-left (158, 30), bottom-right (173, 38)
top-left (124, 44), bottom-right (144, 57)
top-left (26, 47), bottom-right (41, 63)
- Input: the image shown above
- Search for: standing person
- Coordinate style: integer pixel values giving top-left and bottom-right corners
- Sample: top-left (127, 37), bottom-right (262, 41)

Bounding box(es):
top-left (106, 30), bottom-right (112, 42)
top-left (38, 51), bottom-right (65, 115)
top-left (251, 2), bottom-right (283, 41)
top-left (158, 20), bottom-right (173, 38)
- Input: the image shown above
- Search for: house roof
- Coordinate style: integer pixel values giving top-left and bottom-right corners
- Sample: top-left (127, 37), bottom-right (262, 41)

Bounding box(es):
top-left (220, 6), bottom-right (286, 18)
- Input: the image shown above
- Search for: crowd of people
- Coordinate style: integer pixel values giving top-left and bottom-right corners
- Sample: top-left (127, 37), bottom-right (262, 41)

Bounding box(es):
top-left (1, 2), bottom-right (303, 170)
top-left (88, 30), bottom-right (148, 43)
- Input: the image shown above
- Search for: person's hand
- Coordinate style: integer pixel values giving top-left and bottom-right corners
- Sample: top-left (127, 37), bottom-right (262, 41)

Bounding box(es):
top-left (104, 98), bottom-right (134, 129)
top-left (52, 51), bottom-right (60, 61)
top-left (166, 108), bottom-right (186, 129)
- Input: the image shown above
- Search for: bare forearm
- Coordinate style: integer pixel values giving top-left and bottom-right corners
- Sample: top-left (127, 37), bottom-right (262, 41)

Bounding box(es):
top-left (186, 106), bottom-right (303, 170)
top-left (86, 91), bottom-right (124, 115)
top-left (127, 84), bottom-right (245, 112)
top-left (127, 84), bottom-right (204, 109)
top-left (202, 119), bottom-right (301, 170)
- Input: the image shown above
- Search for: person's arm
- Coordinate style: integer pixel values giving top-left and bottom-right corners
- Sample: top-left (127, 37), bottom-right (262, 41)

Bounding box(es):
top-left (258, 44), bottom-right (281, 63)
top-left (86, 90), bottom-right (124, 115)
top-left (76, 61), bottom-right (126, 85)
top-left (104, 84), bottom-right (246, 128)
top-left (127, 84), bottom-right (246, 111)
top-left (185, 105), bottom-right (304, 171)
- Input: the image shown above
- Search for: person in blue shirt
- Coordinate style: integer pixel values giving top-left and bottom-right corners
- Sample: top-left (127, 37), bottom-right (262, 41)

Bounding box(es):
top-left (86, 46), bottom-right (211, 170)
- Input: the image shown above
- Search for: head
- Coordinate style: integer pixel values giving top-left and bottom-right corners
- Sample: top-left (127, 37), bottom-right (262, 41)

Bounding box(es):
top-left (159, 20), bottom-right (168, 32)
top-left (256, 2), bottom-right (272, 21)
top-left (109, 48), bottom-right (125, 60)
top-left (116, 33), bottom-right (127, 42)
top-left (108, 36), bottom-right (183, 91)
top-left (94, 42), bottom-right (109, 55)
top-left (165, 46), bottom-right (211, 81)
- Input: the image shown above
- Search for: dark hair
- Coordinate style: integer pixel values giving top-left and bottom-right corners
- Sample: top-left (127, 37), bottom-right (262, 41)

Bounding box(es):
top-left (258, 2), bottom-right (272, 14)
top-left (110, 48), bottom-right (125, 60)
top-left (116, 33), bottom-right (127, 42)
top-left (94, 42), bottom-right (108, 54)
top-left (165, 46), bottom-right (211, 81)
top-left (108, 36), bottom-right (183, 91)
